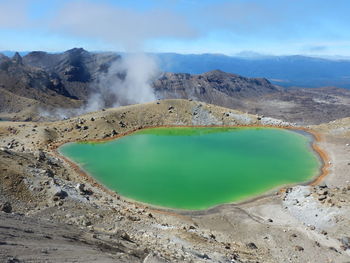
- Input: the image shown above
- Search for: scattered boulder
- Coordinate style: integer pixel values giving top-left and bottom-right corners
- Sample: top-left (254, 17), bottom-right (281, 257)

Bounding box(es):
top-left (317, 189), bottom-right (328, 196)
top-left (76, 183), bottom-right (86, 193)
top-left (46, 169), bottom-right (54, 178)
top-left (36, 150), bottom-right (46, 162)
top-left (193, 252), bottom-right (210, 260)
top-left (114, 229), bottom-right (133, 242)
top-left (6, 257), bottom-right (21, 263)
top-left (127, 215), bottom-right (141, 221)
top-left (295, 245), bottom-right (304, 251)
top-left (6, 140), bottom-right (18, 149)
top-left (246, 242), bottom-right (258, 249)
top-left (329, 247), bottom-right (338, 253)
top-left (168, 106), bottom-right (174, 113)
top-left (54, 190), bottom-right (68, 200)
top-left (84, 221), bottom-right (92, 227)
top-left (318, 195), bottom-right (327, 201)
top-left (75, 183), bottom-right (93, 195)
top-left (1, 202), bottom-right (12, 213)
top-left (318, 183), bottom-right (328, 189)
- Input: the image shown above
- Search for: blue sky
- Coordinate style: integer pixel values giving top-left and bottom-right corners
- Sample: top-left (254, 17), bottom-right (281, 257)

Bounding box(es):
top-left (0, 0), bottom-right (350, 56)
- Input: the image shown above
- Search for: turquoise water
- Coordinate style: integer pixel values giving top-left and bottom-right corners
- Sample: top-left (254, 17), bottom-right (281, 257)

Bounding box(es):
top-left (59, 127), bottom-right (321, 210)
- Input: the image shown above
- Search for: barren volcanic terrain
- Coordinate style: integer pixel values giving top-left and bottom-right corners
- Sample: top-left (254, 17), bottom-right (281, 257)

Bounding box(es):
top-left (1, 99), bottom-right (350, 262)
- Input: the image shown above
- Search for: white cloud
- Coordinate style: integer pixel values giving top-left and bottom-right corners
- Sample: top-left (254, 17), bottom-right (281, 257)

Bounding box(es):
top-left (0, 0), bottom-right (31, 29)
top-left (198, 2), bottom-right (279, 30)
top-left (51, 1), bottom-right (197, 51)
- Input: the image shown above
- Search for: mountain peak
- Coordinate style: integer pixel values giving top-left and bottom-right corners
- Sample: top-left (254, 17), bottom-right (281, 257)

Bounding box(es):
top-left (65, 48), bottom-right (88, 55)
top-left (12, 52), bottom-right (23, 65)
top-left (204, 69), bottom-right (239, 78)
top-left (204, 69), bottom-right (226, 75)
top-left (25, 51), bottom-right (48, 58)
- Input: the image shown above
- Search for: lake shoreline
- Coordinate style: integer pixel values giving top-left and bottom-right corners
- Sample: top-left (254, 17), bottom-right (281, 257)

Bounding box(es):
top-left (52, 124), bottom-right (329, 212)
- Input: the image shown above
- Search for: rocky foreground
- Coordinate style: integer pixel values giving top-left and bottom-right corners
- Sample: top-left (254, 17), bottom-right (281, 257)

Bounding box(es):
top-left (1, 99), bottom-right (350, 262)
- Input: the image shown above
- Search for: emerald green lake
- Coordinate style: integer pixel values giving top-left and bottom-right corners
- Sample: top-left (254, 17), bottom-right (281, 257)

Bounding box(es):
top-left (59, 127), bottom-right (321, 210)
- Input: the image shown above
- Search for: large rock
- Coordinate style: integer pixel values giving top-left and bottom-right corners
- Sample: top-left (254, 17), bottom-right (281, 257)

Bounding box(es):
top-left (1, 202), bottom-right (12, 213)
top-left (54, 190), bottom-right (68, 200)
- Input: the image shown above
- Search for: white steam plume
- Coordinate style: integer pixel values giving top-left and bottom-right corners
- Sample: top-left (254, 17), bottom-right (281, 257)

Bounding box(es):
top-left (87, 53), bottom-right (158, 109)
top-left (40, 0), bottom-right (184, 119)
top-left (40, 53), bottom-right (159, 120)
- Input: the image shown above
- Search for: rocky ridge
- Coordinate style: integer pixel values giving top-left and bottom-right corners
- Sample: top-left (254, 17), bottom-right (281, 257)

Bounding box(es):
top-left (1, 49), bottom-right (350, 124)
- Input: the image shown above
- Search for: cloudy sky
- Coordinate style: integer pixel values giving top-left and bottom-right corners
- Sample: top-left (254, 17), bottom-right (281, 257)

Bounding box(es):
top-left (0, 0), bottom-right (349, 56)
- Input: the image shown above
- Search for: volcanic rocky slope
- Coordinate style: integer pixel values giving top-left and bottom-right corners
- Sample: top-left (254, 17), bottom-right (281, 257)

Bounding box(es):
top-left (1, 48), bottom-right (350, 124)
top-left (153, 71), bottom-right (350, 125)
top-left (1, 99), bottom-right (350, 262)
top-left (0, 52), bottom-right (81, 118)
top-left (0, 49), bottom-right (120, 117)
top-left (23, 48), bottom-right (120, 100)
top-left (153, 70), bottom-right (279, 108)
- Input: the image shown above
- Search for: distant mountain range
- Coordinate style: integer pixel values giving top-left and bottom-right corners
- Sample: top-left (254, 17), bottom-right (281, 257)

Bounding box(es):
top-left (154, 53), bottom-right (350, 89)
top-left (156, 53), bottom-right (350, 88)
top-left (2, 50), bottom-right (350, 88)
top-left (0, 48), bottom-right (277, 114)
top-left (1, 48), bottom-right (350, 124)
